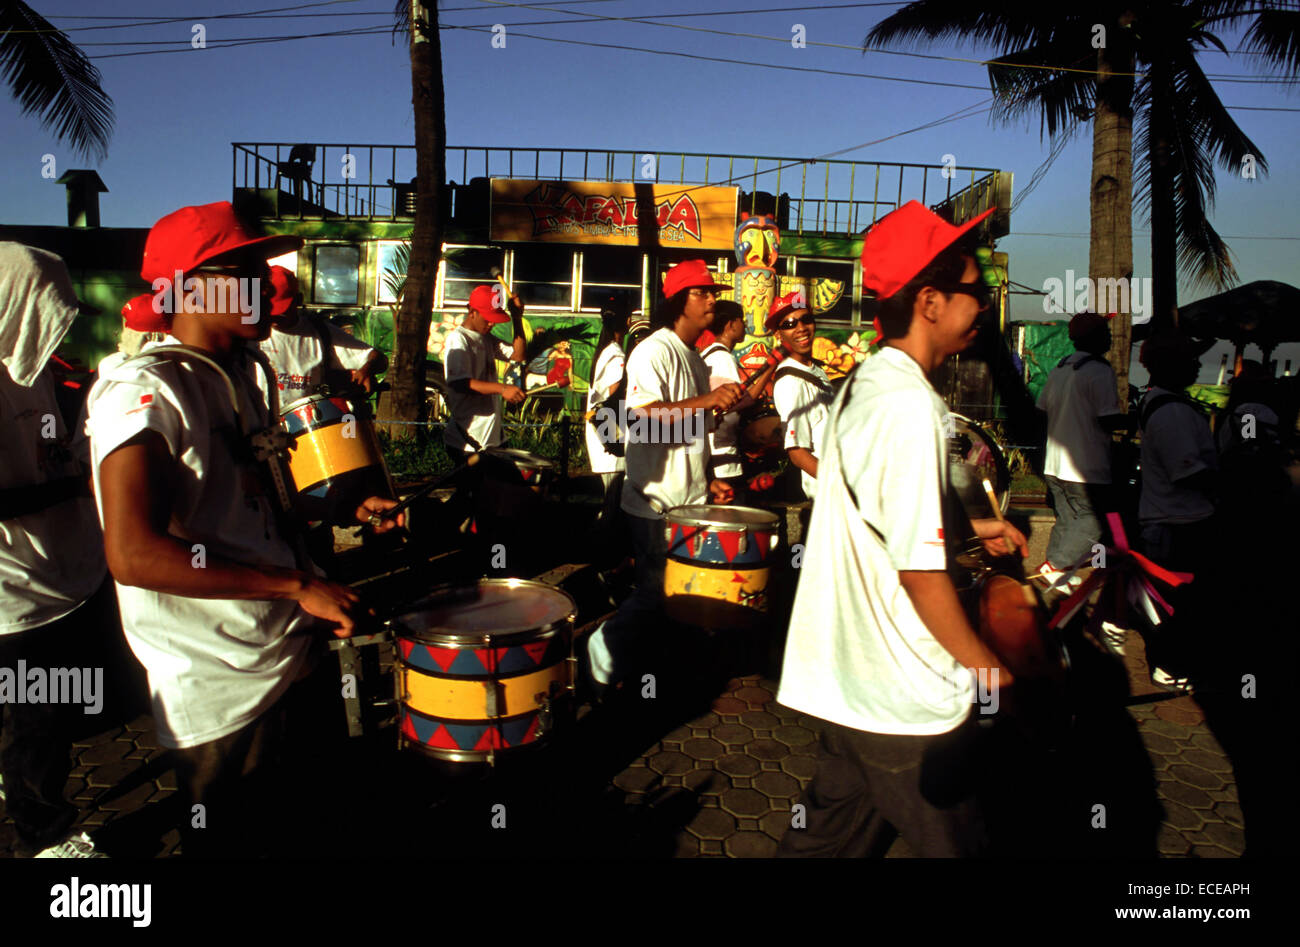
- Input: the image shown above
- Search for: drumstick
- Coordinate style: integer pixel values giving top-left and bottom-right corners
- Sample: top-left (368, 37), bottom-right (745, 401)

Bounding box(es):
top-left (525, 383), bottom-right (561, 396)
top-left (368, 453), bottom-right (481, 525)
top-left (713, 353), bottom-right (782, 421)
top-left (489, 265), bottom-right (513, 299)
top-left (981, 478), bottom-right (1015, 555)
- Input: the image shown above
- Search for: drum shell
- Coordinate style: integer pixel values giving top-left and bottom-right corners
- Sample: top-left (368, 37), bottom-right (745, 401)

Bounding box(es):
top-left (974, 573), bottom-right (1064, 683)
top-left (390, 579), bottom-right (575, 762)
top-left (738, 399), bottom-right (782, 456)
top-left (662, 505), bottom-right (780, 629)
top-left (279, 394), bottom-right (392, 523)
top-left (475, 448), bottom-right (557, 518)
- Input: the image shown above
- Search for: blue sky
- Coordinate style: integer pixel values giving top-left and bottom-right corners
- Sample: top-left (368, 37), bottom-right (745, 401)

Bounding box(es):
top-left (3, 0), bottom-right (1297, 380)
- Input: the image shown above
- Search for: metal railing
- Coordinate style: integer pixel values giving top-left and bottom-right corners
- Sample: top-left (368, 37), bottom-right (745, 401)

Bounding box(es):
top-left (232, 143), bottom-right (1005, 236)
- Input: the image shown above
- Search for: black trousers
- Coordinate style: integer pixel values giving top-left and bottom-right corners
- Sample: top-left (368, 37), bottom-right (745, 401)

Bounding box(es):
top-left (777, 717), bottom-right (988, 858)
top-left (0, 580), bottom-right (117, 853)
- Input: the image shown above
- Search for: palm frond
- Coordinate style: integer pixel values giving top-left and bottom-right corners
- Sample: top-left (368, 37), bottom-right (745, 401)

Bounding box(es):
top-left (987, 39), bottom-right (1097, 138)
top-left (865, 0), bottom-right (1065, 53)
top-left (1240, 8), bottom-right (1300, 76)
top-left (392, 0), bottom-right (409, 42)
top-left (0, 0), bottom-right (113, 160)
top-left (382, 240), bottom-right (412, 303)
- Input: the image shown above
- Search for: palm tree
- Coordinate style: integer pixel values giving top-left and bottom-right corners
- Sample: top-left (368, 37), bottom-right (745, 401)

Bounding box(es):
top-left (867, 2), bottom-right (1299, 392)
top-left (0, 0), bottom-right (114, 159)
top-left (386, 0), bottom-right (446, 433)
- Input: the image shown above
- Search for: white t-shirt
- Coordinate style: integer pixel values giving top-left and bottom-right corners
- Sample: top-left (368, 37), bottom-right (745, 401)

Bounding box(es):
top-left (0, 366), bottom-right (107, 634)
top-left (778, 346), bottom-right (972, 736)
top-left (85, 338), bottom-right (314, 749)
top-left (1139, 387), bottom-right (1217, 525)
top-left (702, 342), bottom-right (743, 479)
top-left (443, 325), bottom-right (515, 453)
top-left (257, 316), bottom-right (377, 404)
top-left (621, 327), bottom-right (713, 519)
top-left (773, 361), bottom-right (834, 500)
top-left (1037, 352), bottom-right (1121, 484)
top-left (1217, 401), bottom-right (1279, 454)
top-left (585, 341), bottom-right (626, 475)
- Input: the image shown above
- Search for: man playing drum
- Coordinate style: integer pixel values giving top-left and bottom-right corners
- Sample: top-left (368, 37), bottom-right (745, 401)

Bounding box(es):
top-left (776, 202), bottom-right (1026, 858)
top-left (258, 265), bottom-right (386, 399)
top-left (582, 260), bottom-right (745, 695)
top-left (442, 284), bottom-right (527, 463)
top-left (699, 300), bottom-right (748, 493)
top-left (768, 291), bottom-right (834, 501)
top-left (85, 202), bottom-right (403, 857)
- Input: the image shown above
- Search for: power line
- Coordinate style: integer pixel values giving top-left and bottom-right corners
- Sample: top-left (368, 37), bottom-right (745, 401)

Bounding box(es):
top-left (1010, 232), bottom-right (1300, 240)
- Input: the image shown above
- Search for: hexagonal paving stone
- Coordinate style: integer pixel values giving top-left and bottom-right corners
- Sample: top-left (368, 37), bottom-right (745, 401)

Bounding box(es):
top-left (739, 710), bottom-right (779, 729)
top-left (1144, 719), bottom-right (1191, 741)
top-left (745, 739), bottom-right (790, 762)
top-left (760, 809), bottom-right (794, 841)
top-left (768, 702), bottom-right (803, 724)
top-left (648, 751), bottom-right (693, 776)
top-left (716, 753), bottom-right (761, 778)
top-left (85, 758), bottom-right (144, 790)
top-left (155, 770), bottom-right (178, 791)
top-left (682, 738), bottom-right (725, 762)
top-left (687, 807), bottom-right (736, 841)
top-left (1190, 844), bottom-right (1233, 858)
top-left (1177, 748), bottom-right (1233, 774)
top-left (1188, 731), bottom-right (1226, 754)
top-left (76, 741), bottom-right (131, 766)
top-left (660, 725), bottom-right (693, 744)
top-left (754, 771), bottom-right (800, 799)
top-left (725, 831), bottom-right (777, 858)
top-left (720, 788), bottom-right (770, 817)
top-left (1169, 763), bottom-right (1225, 791)
top-left (735, 686), bottom-right (772, 705)
top-left (1140, 733), bottom-right (1181, 756)
top-left (1160, 779), bottom-right (1214, 810)
top-left (712, 724), bottom-right (753, 746)
top-left (699, 839), bottom-right (726, 856)
top-left (673, 832), bottom-right (701, 858)
top-left (1215, 801), bottom-right (1244, 828)
top-left (772, 725), bottom-right (816, 747)
top-left (123, 714), bottom-right (153, 732)
top-left (612, 765), bottom-right (658, 794)
top-left (683, 768), bottom-right (724, 794)
top-left (99, 781), bottom-right (156, 812)
top-left (1201, 820), bottom-right (1244, 855)
top-left (688, 712), bottom-right (721, 729)
top-left (711, 697), bottom-right (747, 716)
top-left (1155, 826), bottom-right (1192, 856)
top-left (1161, 800), bottom-right (1205, 831)
top-left (780, 755), bottom-right (817, 781)
top-left (1154, 701), bottom-right (1204, 726)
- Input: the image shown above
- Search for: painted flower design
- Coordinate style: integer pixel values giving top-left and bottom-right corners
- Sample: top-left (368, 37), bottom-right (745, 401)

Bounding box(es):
top-left (427, 310), bottom-right (465, 358)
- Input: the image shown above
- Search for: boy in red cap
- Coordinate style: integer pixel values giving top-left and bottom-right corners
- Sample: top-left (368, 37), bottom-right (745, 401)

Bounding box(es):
top-left (775, 202), bottom-right (1026, 858)
top-left (442, 283), bottom-right (526, 460)
top-left (582, 259), bottom-right (745, 694)
top-left (699, 299), bottom-right (748, 488)
top-left (1034, 311), bottom-right (1130, 596)
top-left (257, 265), bottom-right (387, 399)
top-left (768, 290), bottom-right (834, 501)
top-left (84, 202), bottom-right (403, 857)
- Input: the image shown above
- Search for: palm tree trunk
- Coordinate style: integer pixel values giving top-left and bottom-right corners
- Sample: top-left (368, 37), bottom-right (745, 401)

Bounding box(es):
top-left (1147, 49), bottom-right (1179, 333)
top-left (385, 0), bottom-right (445, 432)
top-left (1090, 29), bottom-right (1135, 408)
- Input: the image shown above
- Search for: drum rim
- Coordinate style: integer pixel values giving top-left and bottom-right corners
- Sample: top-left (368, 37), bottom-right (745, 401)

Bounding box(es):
top-left (485, 447), bottom-right (557, 469)
top-left (388, 577), bottom-right (577, 645)
top-left (665, 503), bottom-right (780, 530)
top-left (280, 390), bottom-right (362, 420)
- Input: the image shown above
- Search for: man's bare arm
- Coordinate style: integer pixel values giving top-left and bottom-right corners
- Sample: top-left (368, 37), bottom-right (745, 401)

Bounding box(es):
top-left (786, 447), bottom-right (819, 480)
top-left (898, 570), bottom-right (1013, 688)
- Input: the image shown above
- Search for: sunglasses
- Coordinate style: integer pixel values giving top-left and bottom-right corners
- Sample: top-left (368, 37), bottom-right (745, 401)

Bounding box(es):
top-left (778, 314), bottom-right (816, 331)
top-left (931, 282), bottom-right (993, 312)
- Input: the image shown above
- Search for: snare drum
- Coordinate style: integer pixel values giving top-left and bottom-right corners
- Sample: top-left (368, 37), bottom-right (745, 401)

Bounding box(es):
top-left (474, 448), bottom-right (557, 520)
top-left (484, 447), bottom-right (557, 494)
top-left (278, 392), bottom-right (393, 523)
top-left (663, 505), bottom-right (781, 629)
top-left (391, 579), bottom-right (576, 762)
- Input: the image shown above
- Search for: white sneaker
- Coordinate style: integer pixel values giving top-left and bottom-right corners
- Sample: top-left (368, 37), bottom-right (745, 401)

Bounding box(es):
top-left (34, 831), bottom-right (107, 859)
top-left (1035, 562), bottom-right (1082, 592)
top-left (1099, 621), bottom-right (1129, 657)
top-left (1151, 667), bottom-right (1194, 695)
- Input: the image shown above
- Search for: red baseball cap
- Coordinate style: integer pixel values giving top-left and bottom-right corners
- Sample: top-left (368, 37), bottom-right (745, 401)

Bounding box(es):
top-left (765, 289), bottom-right (810, 332)
top-left (468, 284), bottom-right (511, 324)
top-left (141, 201), bottom-right (302, 284)
top-left (268, 265), bottom-right (299, 317)
top-left (122, 293), bottom-right (166, 332)
top-left (662, 259), bottom-right (729, 299)
top-left (861, 201), bottom-right (996, 299)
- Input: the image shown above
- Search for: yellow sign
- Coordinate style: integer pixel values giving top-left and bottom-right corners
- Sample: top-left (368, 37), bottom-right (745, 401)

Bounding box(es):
top-left (490, 179), bottom-right (738, 248)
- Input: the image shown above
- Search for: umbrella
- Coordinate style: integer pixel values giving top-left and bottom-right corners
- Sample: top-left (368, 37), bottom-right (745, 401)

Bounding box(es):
top-left (1169, 280), bottom-right (1300, 374)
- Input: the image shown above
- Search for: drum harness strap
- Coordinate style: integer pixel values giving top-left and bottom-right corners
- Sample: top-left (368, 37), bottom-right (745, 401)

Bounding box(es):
top-left (774, 361), bottom-right (835, 397)
top-left (1057, 352), bottom-right (1109, 372)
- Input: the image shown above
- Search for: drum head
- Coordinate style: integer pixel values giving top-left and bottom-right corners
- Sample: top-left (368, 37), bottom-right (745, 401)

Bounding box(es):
top-left (486, 447), bottom-right (556, 470)
top-left (947, 414), bottom-right (1010, 517)
top-left (394, 578), bottom-right (575, 644)
top-left (666, 504), bottom-right (780, 531)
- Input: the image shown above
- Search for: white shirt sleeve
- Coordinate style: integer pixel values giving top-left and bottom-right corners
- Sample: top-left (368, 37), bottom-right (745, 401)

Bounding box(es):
top-left (703, 349), bottom-right (741, 384)
top-left (592, 347), bottom-right (625, 401)
top-left (443, 329), bottom-right (474, 385)
top-left (625, 343), bottom-right (669, 411)
top-left (848, 390), bottom-right (947, 571)
top-left (88, 369), bottom-right (186, 463)
top-left (322, 321), bottom-right (379, 372)
top-left (774, 376), bottom-right (817, 452)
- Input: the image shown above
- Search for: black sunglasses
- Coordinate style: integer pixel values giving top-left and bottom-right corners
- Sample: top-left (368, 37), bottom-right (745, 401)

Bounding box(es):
top-left (930, 282), bottom-right (992, 312)
top-left (778, 313), bottom-right (816, 331)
